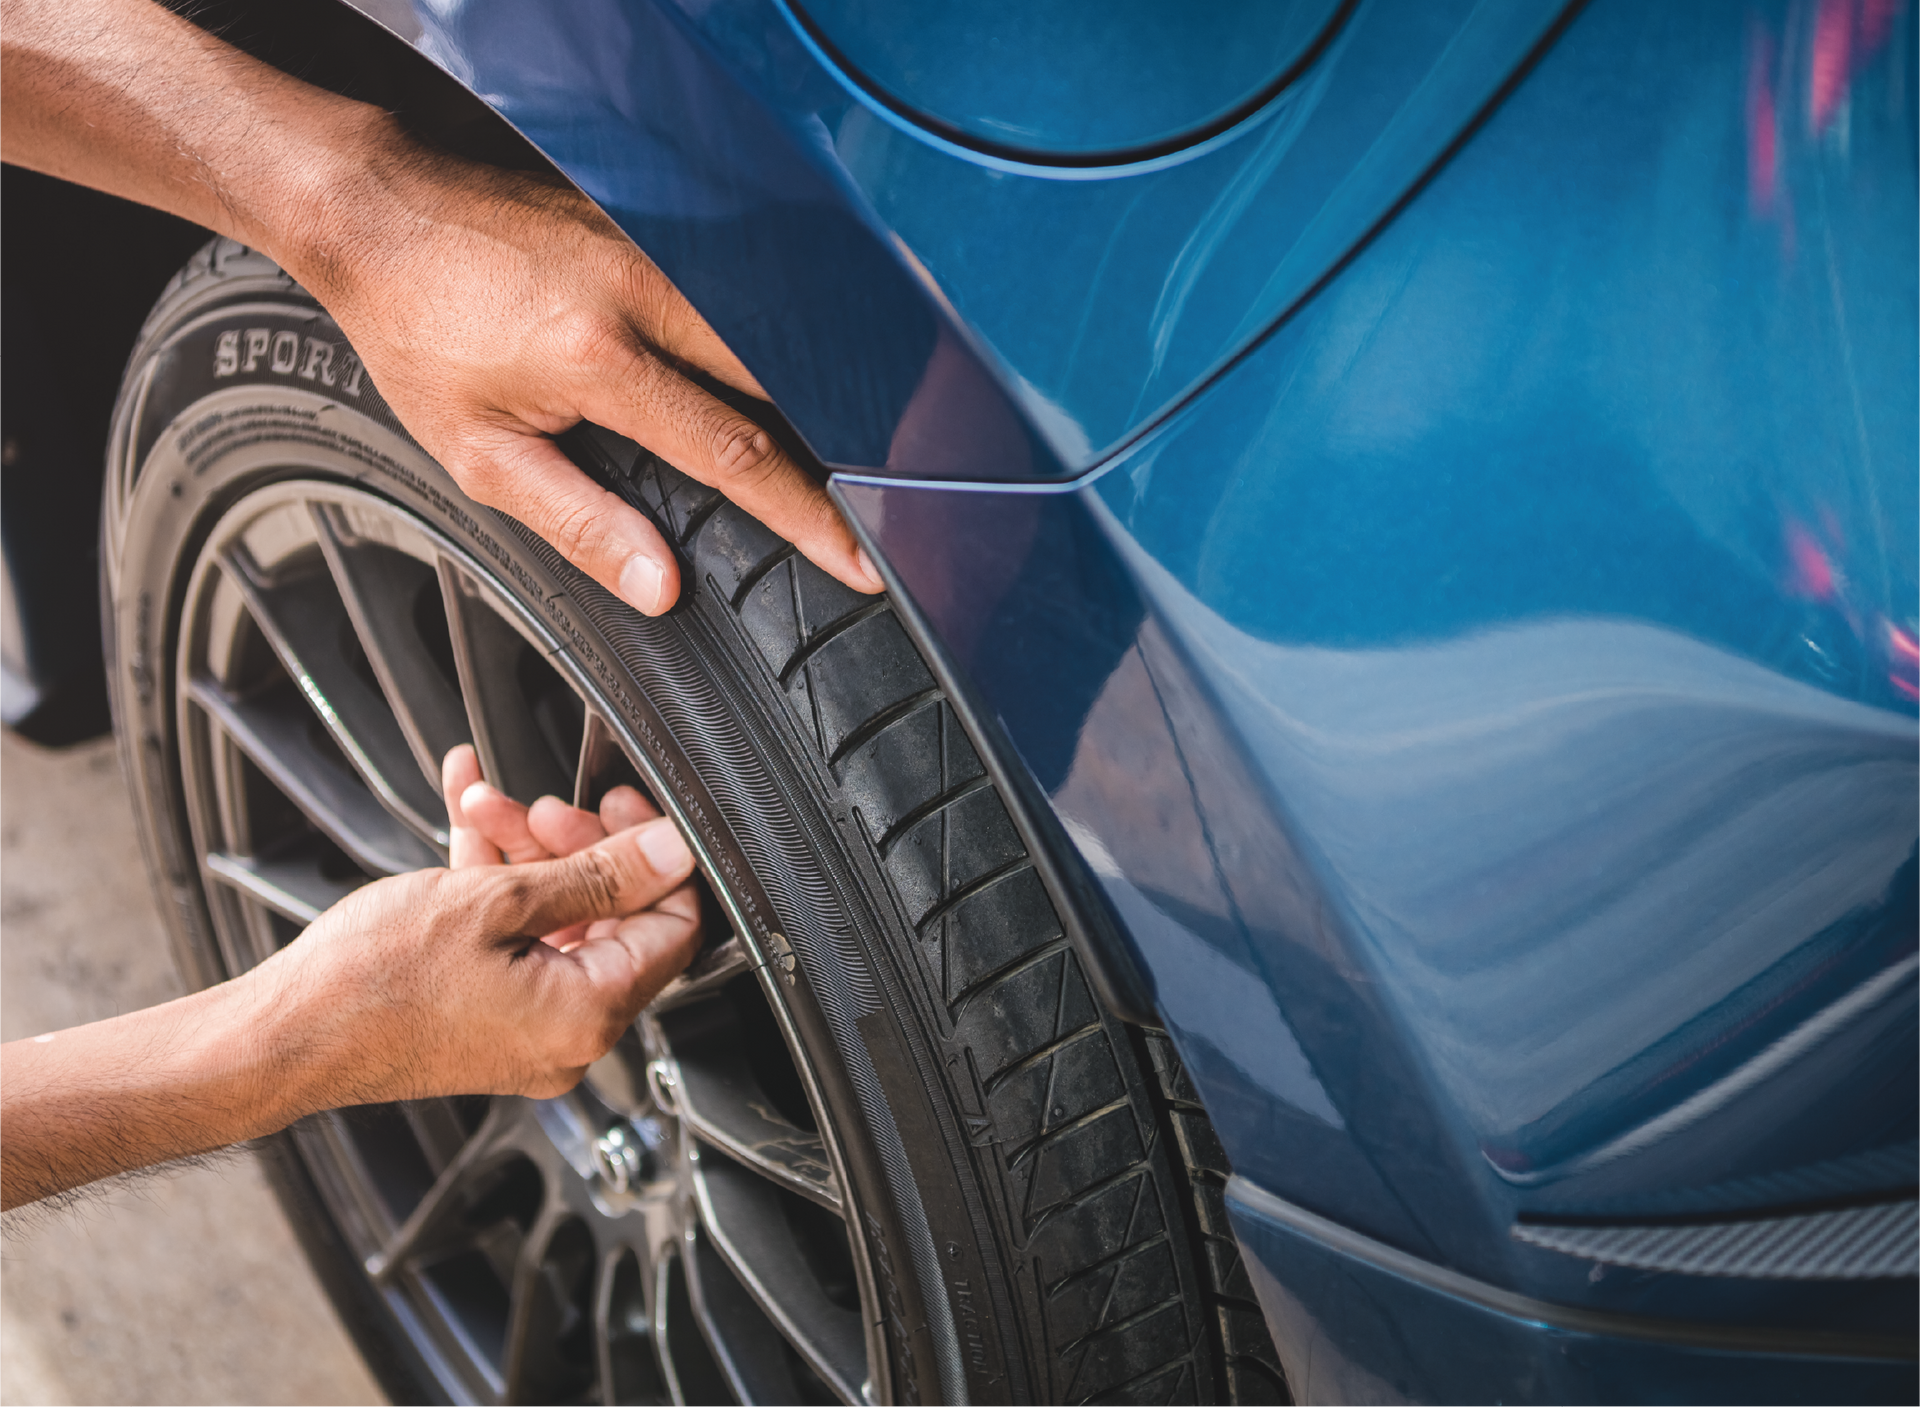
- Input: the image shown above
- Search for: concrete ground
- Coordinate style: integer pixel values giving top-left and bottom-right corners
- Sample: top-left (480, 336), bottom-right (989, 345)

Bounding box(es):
top-left (1, 730), bottom-right (383, 1406)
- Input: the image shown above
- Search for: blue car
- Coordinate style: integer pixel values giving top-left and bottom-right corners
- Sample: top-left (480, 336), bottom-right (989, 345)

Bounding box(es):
top-left (6, 0), bottom-right (1911, 1400)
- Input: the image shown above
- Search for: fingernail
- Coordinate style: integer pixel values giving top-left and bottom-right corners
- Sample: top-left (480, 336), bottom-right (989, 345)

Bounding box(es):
top-left (637, 817), bottom-right (692, 875)
top-left (618, 553), bottom-right (668, 615)
top-left (855, 547), bottom-right (884, 592)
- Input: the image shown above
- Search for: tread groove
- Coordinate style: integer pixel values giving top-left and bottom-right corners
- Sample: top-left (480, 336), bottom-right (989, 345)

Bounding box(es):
top-left (826, 686), bottom-right (943, 766)
top-left (874, 773), bottom-right (995, 855)
top-left (676, 486), bottom-right (729, 548)
top-left (727, 540), bottom-right (797, 608)
top-left (984, 1022), bottom-right (1105, 1096)
top-left (948, 936), bottom-right (1073, 1018)
top-left (1007, 1095), bottom-right (1135, 1171)
top-left (914, 855), bottom-right (1034, 935)
top-left (778, 598), bottom-right (893, 686)
top-left (1059, 1294), bottom-right (1188, 1355)
top-left (1046, 1229), bottom-right (1171, 1300)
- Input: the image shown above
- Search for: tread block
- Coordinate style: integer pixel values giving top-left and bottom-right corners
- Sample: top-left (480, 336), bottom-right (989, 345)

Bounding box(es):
top-left (798, 612), bottom-right (935, 759)
top-left (1144, 1031), bottom-right (1204, 1107)
top-left (885, 784), bottom-right (1025, 927)
top-left (1030, 1171), bottom-right (1164, 1273)
top-left (795, 562), bottom-right (871, 639)
top-left (939, 866), bottom-right (1062, 1006)
top-left (1047, 1237), bottom-right (1179, 1347)
top-left (1193, 1179), bottom-right (1234, 1238)
top-left (1065, 1300), bottom-right (1191, 1403)
top-left (990, 1029), bottom-right (1127, 1152)
top-left (621, 455), bottom-right (721, 545)
top-left (1204, 1237), bottom-right (1259, 1304)
top-left (691, 496), bottom-right (785, 598)
top-left (1225, 1358), bottom-right (1291, 1406)
top-left (1098, 1358), bottom-right (1198, 1405)
top-left (737, 554), bottom-right (803, 676)
top-left (952, 947), bottom-right (1100, 1083)
top-left (734, 551), bottom-right (877, 684)
top-left (1015, 1104), bottom-right (1145, 1221)
top-left (1170, 1108), bottom-right (1231, 1182)
top-left (1221, 1307), bottom-right (1285, 1374)
top-left (837, 699), bottom-right (986, 844)
top-left (580, 423), bottom-right (643, 479)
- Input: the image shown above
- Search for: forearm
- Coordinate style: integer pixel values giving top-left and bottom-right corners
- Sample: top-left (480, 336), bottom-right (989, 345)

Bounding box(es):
top-left (0, 973), bottom-right (320, 1210)
top-left (0, 0), bottom-right (406, 297)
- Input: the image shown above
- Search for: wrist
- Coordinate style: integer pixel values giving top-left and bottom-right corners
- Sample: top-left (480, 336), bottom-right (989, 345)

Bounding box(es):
top-left (251, 104), bottom-right (420, 314)
top-left (199, 963), bottom-right (338, 1139)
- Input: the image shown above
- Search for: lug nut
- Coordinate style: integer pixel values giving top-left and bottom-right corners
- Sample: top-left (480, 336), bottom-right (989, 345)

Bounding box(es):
top-left (591, 1125), bottom-right (645, 1194)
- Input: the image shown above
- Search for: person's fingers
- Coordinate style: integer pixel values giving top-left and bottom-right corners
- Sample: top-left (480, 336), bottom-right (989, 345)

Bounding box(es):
top-left (542, 921), bottom-right (592, 951)
top-left (582, 354), bottom-right (883, 597)
top-left (483, 816), bottom-right (695, 939)
top-left (556, 916), bottom-right (622, 955)
top-left (527, 794), bottom-right (608, 858)
top-left (446, 431), bottom-right (682, 616)
top-left (461, 781), bottom-right (550, 864)
top-left (441, 745), bottom-right (502, 868)
top-left (570, 883), bottom-right (703, 1006)
top-left (629, 262), bottom-right (767, 400)
top-left (598, 784), bottom-right (659, 832)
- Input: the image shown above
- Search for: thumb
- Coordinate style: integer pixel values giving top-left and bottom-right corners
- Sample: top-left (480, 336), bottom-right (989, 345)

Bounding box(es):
top-left (483, 817), bottom-right (695, 940)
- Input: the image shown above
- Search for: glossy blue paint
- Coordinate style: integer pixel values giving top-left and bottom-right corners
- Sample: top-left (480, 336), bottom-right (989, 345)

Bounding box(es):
top-left (378, 0), bottom-right (1918, 1393)
top-left (1226, 1182), bottom-right (1917, 1403)
top-left (782, 0), bottom-right (1348, 160)
top-left (403, 0), bottom-right (1576, 474)
top-left (832, 0), bottom-right (1919, 1362)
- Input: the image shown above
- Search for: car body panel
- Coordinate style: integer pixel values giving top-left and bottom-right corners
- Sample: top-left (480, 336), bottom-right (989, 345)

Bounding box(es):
top-left (832, 0), bottom-right (1917, 1336)
top-left (389, 0), bottom-right (1579, 475)
top-left (779, 0), bottom-right (1350, 161)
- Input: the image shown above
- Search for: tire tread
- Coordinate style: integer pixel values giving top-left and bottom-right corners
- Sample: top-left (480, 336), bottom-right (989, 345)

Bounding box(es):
top-left (582, 434), bottom-right (1287, 1403)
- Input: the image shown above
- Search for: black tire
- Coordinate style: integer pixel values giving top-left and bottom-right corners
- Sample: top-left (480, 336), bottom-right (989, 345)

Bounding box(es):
top-left (102, 238), bottom-right (1286, 1406)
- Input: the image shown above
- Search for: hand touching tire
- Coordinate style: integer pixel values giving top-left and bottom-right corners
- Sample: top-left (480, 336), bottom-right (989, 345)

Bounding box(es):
top-left (240, 749), bottom-right (703, 1105)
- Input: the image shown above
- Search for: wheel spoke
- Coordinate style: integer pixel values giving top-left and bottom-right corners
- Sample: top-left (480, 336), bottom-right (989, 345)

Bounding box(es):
top-left (662, 1039), bottom-right (840, 1213)
top-left (500, 1202), bottom-right (567, 1403)
top-left (186, 675), bottom-right (440, 876)
top-left (219, 549), bottom-right (448, 844)
top-left (439, 559), bottom-right (577, 806)
top-left (311, 504), bottom-right (473, 794)
top-left (649, 936), bottom-right (756, 1014)
top-left (655, 1249), bottom-right (736, 1407)
top-left (688, 1145), bottom-right (866, 1404)
top-left (596, 1248), bottom-right (669, 1407)
top-left (203, 848), bottom-right (360, 927)
top-left (685, 1224), bottom-right (809, 1405)
top-left (402, 1098), bottom-right (481, 1175)
top-left (367, 1100), bottom-right (515, 1284)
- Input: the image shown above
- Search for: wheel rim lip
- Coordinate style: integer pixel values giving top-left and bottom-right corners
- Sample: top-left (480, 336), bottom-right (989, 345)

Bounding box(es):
top-left (170, 474), bottom-right (890, 1404)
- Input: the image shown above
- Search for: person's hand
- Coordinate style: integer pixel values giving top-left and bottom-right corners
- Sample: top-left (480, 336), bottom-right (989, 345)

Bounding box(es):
top-left (283, 139), bottom-right (884, 616)
top-left (440, 742), bottom-right (695, 955)
top-left (237, 747), bottom-right (703, 1107)
top-left (2, 0), bottom-right (883, 618)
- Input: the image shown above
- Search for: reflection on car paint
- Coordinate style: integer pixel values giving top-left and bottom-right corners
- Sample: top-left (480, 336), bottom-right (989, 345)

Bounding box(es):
top-left (379, 0), bottom-right (1917, 1392)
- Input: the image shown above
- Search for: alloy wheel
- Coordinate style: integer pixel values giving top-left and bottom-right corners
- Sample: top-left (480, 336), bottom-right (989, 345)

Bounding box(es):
top-left (173, 479), bottom-right (889, 1405)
